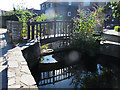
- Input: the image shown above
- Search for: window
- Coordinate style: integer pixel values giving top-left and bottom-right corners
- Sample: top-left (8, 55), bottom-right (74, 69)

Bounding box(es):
top-left (46, 3), bottom-right (49, 8)
top-left (68, 2), bottom-right (72, 5)
top-left (42, 4), bottom-right (45, 10)
top-left (50, 3), bottom-right (53, 7)
top-left (68, 12), bottom-right (71, 16)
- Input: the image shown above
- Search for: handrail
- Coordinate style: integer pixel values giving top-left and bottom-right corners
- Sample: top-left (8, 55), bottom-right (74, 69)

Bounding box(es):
top-left (27, 20), bottom-right (73, 41)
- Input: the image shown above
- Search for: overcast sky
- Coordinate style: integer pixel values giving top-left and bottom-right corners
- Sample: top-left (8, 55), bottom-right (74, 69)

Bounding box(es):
top-left (0, 0), bottom-right (47, 11)
top-left (0, 0), bottom-right (119, 11)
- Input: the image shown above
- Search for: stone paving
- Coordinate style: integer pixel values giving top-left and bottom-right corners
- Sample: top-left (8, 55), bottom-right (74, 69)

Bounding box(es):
top-left (0, 29), bottom-right (12, 89)
top-left (101, 29), bottom-right (120, 58)
top-left (0, 29), bottom-right (38, 89)
top-left (6, 47), bottom-right (37, 88)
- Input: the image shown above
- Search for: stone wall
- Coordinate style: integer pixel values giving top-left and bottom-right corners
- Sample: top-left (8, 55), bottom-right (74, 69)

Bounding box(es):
top-left (0, 16), bottom-right (19, 28)
top-left (6, 21), bottom-right (22, 44)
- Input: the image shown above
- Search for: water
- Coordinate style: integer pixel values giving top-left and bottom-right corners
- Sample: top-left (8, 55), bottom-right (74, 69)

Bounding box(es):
top-left (30, 51), bottom-right (120, 89)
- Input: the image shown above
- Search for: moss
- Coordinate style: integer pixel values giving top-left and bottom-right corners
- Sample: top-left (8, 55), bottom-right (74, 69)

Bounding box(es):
top-left (114, 26), bottom-right (120, 32)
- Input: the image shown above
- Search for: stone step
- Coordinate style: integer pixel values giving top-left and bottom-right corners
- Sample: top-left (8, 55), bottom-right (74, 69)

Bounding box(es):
top-left (102, 29), bottom-right (120, 43)
top-left (100, 40), bottom-right (120, 58)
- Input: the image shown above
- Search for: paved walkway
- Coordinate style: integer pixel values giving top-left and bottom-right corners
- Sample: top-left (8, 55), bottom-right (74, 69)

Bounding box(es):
top-left (101, 29), bottom-right (120, 58)
top-left (0, 29), bottom-right (37, 89)
top-left (103, 29), bottom-right (120, 36)
top-left (0, 29), bottom-right (12, 89)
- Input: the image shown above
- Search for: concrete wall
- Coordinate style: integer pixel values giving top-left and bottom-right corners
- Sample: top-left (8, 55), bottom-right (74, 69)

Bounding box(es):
top-left (22, 42), bottom-right (41, 84)
top-left (22, 42), bottom-right (40, 70)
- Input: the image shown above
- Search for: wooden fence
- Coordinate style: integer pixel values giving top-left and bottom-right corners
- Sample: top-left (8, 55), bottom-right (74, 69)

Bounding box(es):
top-left (27, 20), bottom-right (73, 41)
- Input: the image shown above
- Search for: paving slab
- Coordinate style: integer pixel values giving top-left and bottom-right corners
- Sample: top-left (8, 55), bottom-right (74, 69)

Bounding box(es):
top-left (21, 61), bottom-right (27, 65)
top-left (8, 84), bottom-right (21, 88)
top-left (8, 78), bottom-right (16, 86)
top-left (20, 66), bottom-right (31, 74)
top-left (20, 74), bottom-right (36, 86)
top-left (8, 70), bottom-right (16, 78)
top-left (8, 61), bottom-right (18, 68)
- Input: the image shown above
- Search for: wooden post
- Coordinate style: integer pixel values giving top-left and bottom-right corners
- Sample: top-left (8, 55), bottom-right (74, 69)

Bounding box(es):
top-left (32, 23), bottom-right (35, 39)
top-left (47, 22), bottom-right (49, 38)
top-left (63, 22), bottom-right (65, 37)
top-left (43, 23), bottom-right (45, 39)
top-left (27, 22), bottom-right (30, 39)
top-left (54, 21), bottom-right (56, 37)
top-left (65, 22), bottom-right (67, 39)
top-left (36, 23), bottom-right (38, 39)
top-left (39, 23), bottom-right (42, 40)
top-left (71, 20), bottom-right (73, 36)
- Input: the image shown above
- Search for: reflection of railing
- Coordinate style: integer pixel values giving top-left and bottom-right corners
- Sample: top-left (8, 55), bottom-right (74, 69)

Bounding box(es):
top-left (39, 66), bottom-right (73, 86)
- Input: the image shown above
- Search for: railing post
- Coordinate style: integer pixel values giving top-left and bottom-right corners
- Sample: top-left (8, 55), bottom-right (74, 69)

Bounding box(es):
top-left (27, 21), bottom-right (30, 39)
top-left (32, 22), bottom-right (35, 39)
top-left (65, 22), bottom-right (67, 39)
top-left (63, 22), bottom-right (65, 37)
top-left (36, 22), bottom-right (38, 39)
top-left (40, 23), bottom-right (42, 40)
top-left (48, 22), bottom-right (50, 38)
top-left (43, 23), bottom-right (45, 39)
top-left (54, 21), bottom-right (56, 38)
top-left (71, 20), bottom-right (74, 39)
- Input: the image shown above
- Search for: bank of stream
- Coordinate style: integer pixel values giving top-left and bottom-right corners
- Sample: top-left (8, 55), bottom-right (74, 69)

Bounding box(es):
top-left (22, 42), bottom-right (120, 89)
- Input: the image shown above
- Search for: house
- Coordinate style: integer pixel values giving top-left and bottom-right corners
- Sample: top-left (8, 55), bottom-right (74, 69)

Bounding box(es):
top-left (28, 8), bottom-right (42, 16)
top-left (40, 1), bottom-right (105, 20)
top-left (0, 9), bottom-right (10, 16)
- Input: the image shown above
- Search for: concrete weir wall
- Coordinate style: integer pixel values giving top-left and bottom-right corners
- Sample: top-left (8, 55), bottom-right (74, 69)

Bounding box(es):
top-left (6, 42), bottom-right (40, 89)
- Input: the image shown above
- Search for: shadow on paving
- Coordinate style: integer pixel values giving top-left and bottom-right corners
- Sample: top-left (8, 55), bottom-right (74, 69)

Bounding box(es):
top-left (102, 33), bottom-right (120, 43)
top-left (1, 32), bottom-right (12, 56)
top-left (0, 30), bottom-right (12, 90)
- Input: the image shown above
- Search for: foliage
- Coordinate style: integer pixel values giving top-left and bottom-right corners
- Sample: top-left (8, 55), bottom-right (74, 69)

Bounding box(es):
top-left (40, 43), bottom-right (50, 50)
top-left (4, 8), bottom-right (47, 37)
top-left (114, 26), bottom-right (120, 32)
top-left (16, 9), bottom-right (47, 38)
top-left (71, 5), bottom-right (105, 56)
top-left (103, 2), bottom-right (112, 14)
top-left (70, 64), bottom-right (120, 88)
top-left (111, 1), bottom-right (120, 18)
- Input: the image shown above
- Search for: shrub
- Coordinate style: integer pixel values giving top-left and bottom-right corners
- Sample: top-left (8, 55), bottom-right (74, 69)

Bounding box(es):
top-left (114, 26), bottom-right (120, 32)
top-left (70, 5), bottom-right (105, 56)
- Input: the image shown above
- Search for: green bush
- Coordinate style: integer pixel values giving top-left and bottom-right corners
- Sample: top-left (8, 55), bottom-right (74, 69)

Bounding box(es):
top-left (114, 26), bottom-right (120, 32)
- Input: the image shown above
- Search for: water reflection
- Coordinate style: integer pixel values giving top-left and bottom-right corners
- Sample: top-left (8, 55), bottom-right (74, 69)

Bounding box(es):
top-left (69, 57), bottom-right (120, 88)
top-left (31, 51), bottom-right (120, 88)
top-left (39, 66), bottom-right (73, 86)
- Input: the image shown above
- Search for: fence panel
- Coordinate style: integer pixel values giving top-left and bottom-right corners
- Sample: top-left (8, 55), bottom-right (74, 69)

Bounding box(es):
top-left (27, 20), bottom-right (73, 41)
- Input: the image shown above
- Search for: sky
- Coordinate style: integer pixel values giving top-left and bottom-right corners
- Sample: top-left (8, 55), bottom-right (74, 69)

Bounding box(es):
top-left (0, 0), bottom-right (119, 11)
top-left (0, 0), bottom-right (47, 11)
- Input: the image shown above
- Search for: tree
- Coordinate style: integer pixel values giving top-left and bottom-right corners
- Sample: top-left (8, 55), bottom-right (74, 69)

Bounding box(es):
top-left (111, 1), bottom-right (120, 25)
